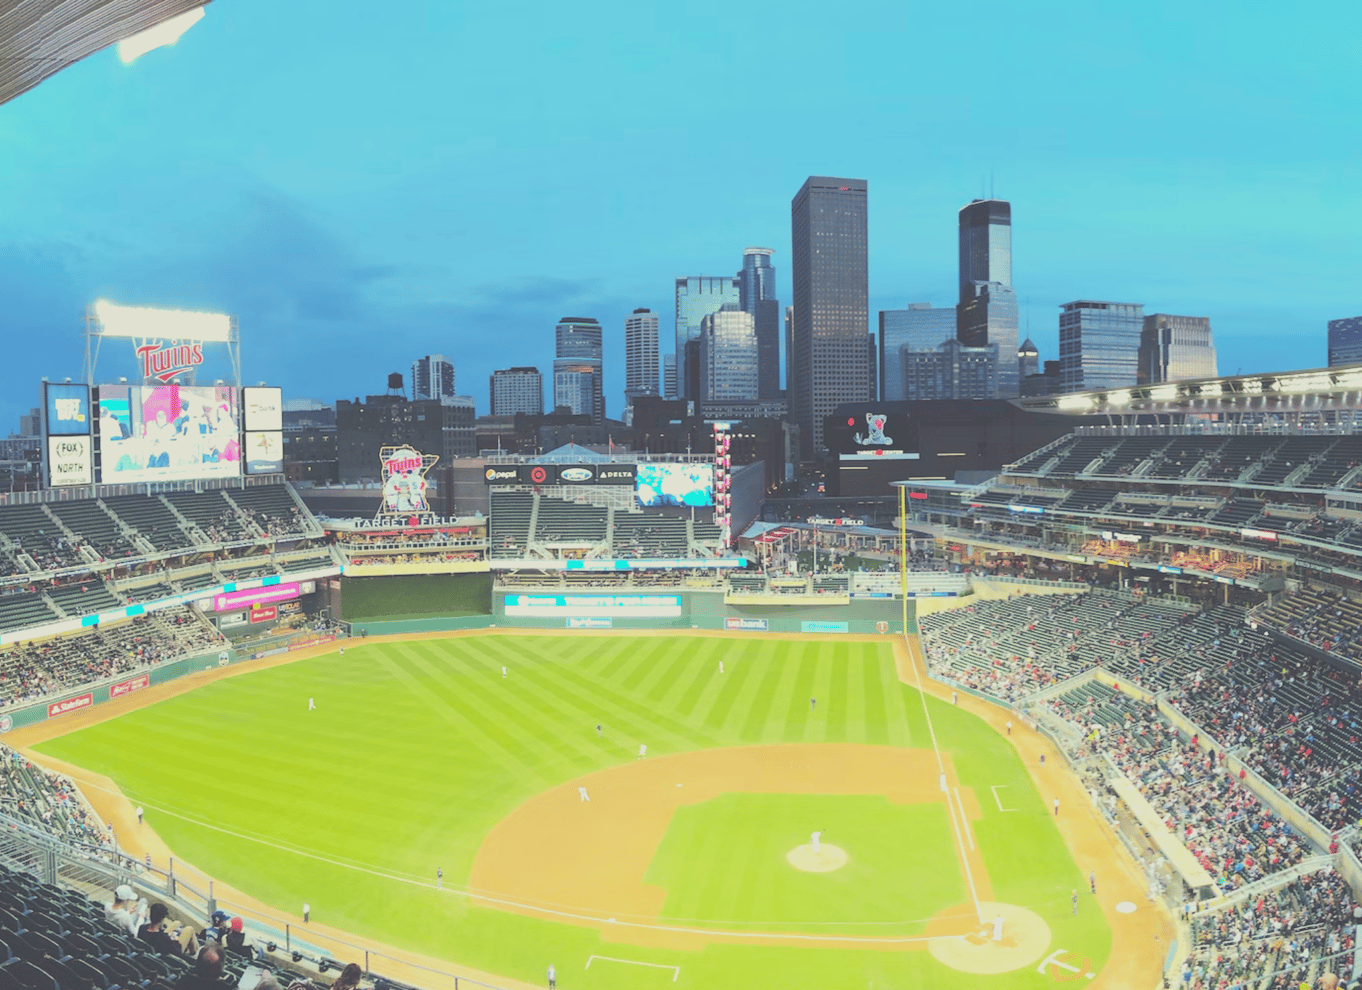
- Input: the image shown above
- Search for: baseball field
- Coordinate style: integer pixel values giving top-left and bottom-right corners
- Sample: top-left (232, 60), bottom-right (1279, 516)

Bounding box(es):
top-left (22, 631), bottom-right (1167, 989)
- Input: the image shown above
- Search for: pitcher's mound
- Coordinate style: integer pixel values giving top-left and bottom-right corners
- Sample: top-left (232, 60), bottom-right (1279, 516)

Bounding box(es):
top-left (786, 843), bottom-right (848, 873)
top-left (926, 901), bottom-right (1051, 974)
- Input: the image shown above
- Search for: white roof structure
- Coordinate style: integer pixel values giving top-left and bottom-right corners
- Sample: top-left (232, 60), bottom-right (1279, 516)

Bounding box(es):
top-left (0, 0), bottom-right (209, 106)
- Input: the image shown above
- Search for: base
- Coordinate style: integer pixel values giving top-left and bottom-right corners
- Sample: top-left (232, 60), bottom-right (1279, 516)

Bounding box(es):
top-left (785, 843), bottom-right (848, 873)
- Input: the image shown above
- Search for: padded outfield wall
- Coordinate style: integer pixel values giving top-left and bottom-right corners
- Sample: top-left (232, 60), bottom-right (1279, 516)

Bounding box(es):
top-left (491, 588), bottom-right (913, 634)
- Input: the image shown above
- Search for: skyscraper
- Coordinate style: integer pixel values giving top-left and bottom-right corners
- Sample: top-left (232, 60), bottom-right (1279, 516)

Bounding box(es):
top-left (624, 308), bottom-right (659, 406)
top-left (552, 316), bottom-right (603, 424)
top-left (1138, 314), bottom-right (1217, 384)
top-left (956, 199), bottom-right (1019, 397)
top-left (1018, 337), bottom-right (1039, 381)
top-left (662, 353), bottom-right (677, 400)
top-left (410, 354), bottom-right (455, 400)
top-left (879, 304), bottom-right (957, 401)
top-left (489, 367), bottom-right (543, 416)
top-left (698, 305), bottom-right (758, 405)
top-left (738, 248), bottom-right (781, 400)
top-left (790, 176), bottom-right (868, 457)
top-left (1058, 301), bottom-right (1145, 392)
top-left (1328, 316), bottom-right (1362, 367)
top-left (675, 276), bottom-right (739, 398)
top-left (783, 305), bottom-right (793, 395)
top-left (901, 340), bottom-right (999, 400)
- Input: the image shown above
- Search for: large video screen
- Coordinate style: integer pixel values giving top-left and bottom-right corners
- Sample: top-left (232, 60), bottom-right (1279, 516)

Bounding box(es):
top-left (636, 463), bottom-right (714, 508)
top-left (97, 385), bottom-right (241, 482)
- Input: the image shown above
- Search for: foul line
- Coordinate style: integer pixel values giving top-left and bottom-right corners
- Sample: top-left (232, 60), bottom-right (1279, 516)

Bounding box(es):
top-left (991, 784), bottom-right (1017, 813)
top-left (586, 956), bottom-right (679, 981)
top-left (952, 787), bottom-right (974, 851)
top-left (905, 636), bottom-right (983, 924)
top-left (56, 773), bottom-right (957, 944)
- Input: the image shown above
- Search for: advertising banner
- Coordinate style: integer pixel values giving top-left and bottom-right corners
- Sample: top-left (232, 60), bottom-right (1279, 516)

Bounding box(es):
top-left (110, 674), bottom-right (150, 698)
top-left (44, 383), bottom-right (91, 436)
top-left (725, 617), bottom-right (768, 631)
top-left (213, 583), bottom-right (300, 612)
top-left (243, 431), bottom-right (284, 475)
top-left (596, 465), bottom-right (636, 485)
top-left (483, 466), bottom-right (520, 484)
top-left (96, 384), bottom-right (241, 483)
top-left (556, 465), bottom-right (597, 484)
top-left (504, 594), bottom-right (683, 617)
top-left (800, 620), bottom-right (849, 633)
top-left (47, 693), bottom-right (93, 718)
top-left (47, 436), bottom-right (93, 486)
top-left (567, 617), bottom-right (612, 629)
top-left (249, 606), bottom-right (278, 623)
top-left (242, 387), bottom-right (283, 431)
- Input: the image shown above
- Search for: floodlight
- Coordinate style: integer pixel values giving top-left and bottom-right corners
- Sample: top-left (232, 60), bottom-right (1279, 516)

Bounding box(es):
top-left (1056, 395), bottom-right (1092, 410)
top-left (116, 7), bottom-right (205, 64)
top-left (1149, 386), bottom-right (1179, 401)
top-left (93, 299), bottom-right (231, 341)
top-left (1106, 391), bottom-right (1130, 407)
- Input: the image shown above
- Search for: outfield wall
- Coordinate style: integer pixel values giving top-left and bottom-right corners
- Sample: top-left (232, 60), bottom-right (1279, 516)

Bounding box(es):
top-left (490, 588), bottom-right (912, 634)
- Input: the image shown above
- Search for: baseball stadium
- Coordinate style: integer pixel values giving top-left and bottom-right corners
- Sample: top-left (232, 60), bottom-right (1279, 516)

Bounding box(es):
top-left (2, 8), bottom-right (1362, 990)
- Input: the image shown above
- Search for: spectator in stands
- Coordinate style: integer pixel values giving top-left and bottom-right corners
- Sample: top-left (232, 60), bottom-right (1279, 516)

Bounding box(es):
top-left (178, 945), bottom-right (226, 990)
top-left (224, 916), bottom-right (251, 956)
top-left (105, 883), bottom-right (145, 936)
top-left (330, 963), bottom-right (363, 990)
top-left (140, 902), bottom-right (197, 956)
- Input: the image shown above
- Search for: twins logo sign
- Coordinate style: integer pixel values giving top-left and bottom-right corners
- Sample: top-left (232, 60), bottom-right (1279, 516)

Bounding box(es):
top-left (378, 445), bottom-right (439, 517)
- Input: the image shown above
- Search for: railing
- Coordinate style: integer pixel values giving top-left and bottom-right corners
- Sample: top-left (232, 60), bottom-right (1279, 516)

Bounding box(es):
top-left (0, 815), bottom-right (518, 990)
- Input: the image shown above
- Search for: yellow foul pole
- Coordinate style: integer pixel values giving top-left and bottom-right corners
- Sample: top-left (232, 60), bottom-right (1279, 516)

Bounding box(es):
top-left (899, 485), bottom-right (908, 634)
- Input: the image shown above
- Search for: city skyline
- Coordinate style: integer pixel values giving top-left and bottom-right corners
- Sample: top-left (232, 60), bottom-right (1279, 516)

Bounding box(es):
top-left (0, 1), bottom-right (1357, 429)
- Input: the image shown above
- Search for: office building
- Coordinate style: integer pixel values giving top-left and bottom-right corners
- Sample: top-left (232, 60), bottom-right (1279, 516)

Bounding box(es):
top-left (551, 317), bottom-right (603, 424)
top-left (663, 353), bottom-right (677, 399)
top-left (1018, 337), bottom-right (1039, 381)
top-left (1138, 314), bottom-right (1218, 384)
top-left (867, 334), bottom-right (876, 401)
top-left (1022, 359), bottom-right (1063, 397)
top-left (1328, 316), bottom-right (1362, 367)
top-left (698, 305), bottom-right (758, 405)
top-left (624, 308), bottom-right (660, 406)
top-left (783, 305), bottom-right (793, 395)
top-left (411, 354), bottom-right (456, 401)
top-left (790, 176), bottom-right (869, 457)
top-left (489, 367), bottom-right (543, 416)
top-left (335, 392), bottom-right (474, 483)
top-left (956, 199), bottom-right (1019, 398)
top-left (1058, 300), bottom-right (1145, 392)
top-left (879, 304), bottom-right (957, 401)
top-left (738, 248), bottom-right (781, 400)
top-left (675, 276), bottom-right (739, 398)
top-left (901, 340), bottom-right (998, 400)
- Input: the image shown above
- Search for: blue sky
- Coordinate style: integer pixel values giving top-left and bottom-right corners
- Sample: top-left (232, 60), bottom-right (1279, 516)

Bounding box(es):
top-left (1, 0), bottom-right (1358, 427)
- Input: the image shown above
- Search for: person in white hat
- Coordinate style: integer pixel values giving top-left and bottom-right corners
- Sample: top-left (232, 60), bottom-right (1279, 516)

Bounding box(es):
top-left (105, 884), bottom-right (145, 936)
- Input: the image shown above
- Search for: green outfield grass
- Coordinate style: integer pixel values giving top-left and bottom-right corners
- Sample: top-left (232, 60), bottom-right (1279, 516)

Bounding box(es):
top-left (35, 635), bottom-right (1110, 990)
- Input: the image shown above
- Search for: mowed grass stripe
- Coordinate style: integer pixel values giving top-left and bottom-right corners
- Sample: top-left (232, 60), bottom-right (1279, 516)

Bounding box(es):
top-left (843, 648), bottom-right (868, 744)
top-left (501, 639), bottom-right (719, 753)
top-left (720, 648), bottom-right (781, 737)
top-left (737, 641), bottom-right (790, 739)
top-left (646, 638), bottom-right (720, 704)
top-left (633, 636), bottom-right (708, 699)
top-left (758, 640), bottom-right (808, 742)
top-left (369, 651), bottom-right (544, 783)
top-left (701, 647), bottom-right (764, 731)
top-left (397, 644), bottom-right (600, 778)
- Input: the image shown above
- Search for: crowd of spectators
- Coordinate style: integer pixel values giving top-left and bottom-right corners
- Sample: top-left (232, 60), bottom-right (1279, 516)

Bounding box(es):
top-left (0, 745), bottom-right (107, 845)
top-left (1181, 868), bottom-right (1358, 990)
top-left (0, 613), bottom-right (222, 708)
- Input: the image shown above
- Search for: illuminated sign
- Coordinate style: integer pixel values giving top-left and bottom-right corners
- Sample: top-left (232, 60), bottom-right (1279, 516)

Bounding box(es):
top-left (136, 341), bottom-right (205, 383)
top-left (852, 413), bottom-right (892, 446)
top-left (44, 383), bottom-right (91, 436)
top-left (1241, 528), bottom-right (1278, 541)
top-left (47, 694), bottom-right (93, 718)
top-left (1009, 505), bottom-right (1044, 515)
top-left (47, 436), bottom-right (92, 486)
top-left (110, 675), bottom-right (150, 698)
top-left (213, 583), bottom-right (301, 612)
top-left (242, 386), bottom-right (283, 431)
top-left (244, 431), bottom-right (284, 475)
top-left (379, 445), bottom-right (438, 516)
top-left (503, 594), bottom-right (682, 617)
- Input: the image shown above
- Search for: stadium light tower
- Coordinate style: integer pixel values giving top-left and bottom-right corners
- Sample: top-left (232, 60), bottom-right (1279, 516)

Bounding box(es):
top-left (116, 6), bottom-right (205, 64)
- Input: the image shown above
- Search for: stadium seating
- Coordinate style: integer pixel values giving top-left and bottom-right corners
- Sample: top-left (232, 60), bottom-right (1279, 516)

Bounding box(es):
top-left (45, 581), bottom-right (122, 619)
top-left (611, 514), bottom-right (688, 558)
top-left (164, 491), bottom-right (253, 543)
top-left (45, 503), bottom-right (138, 562)
top-left (0, 506), bottom-right (86, 572)
top-left (1181, 868), bottom-right (1357, 989)
top-left (533, 496), bottom-right (606, 546)
top-left (489, 491), bottom-right (533, 559)
top-left (103, 495), bottom-right (195, 553)
top-left (0, 745), bottom-right (106, 844)
top-left (231, 486), bottom-right (309, 538)
top-left (0, 593), bottom-right (59, 635)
